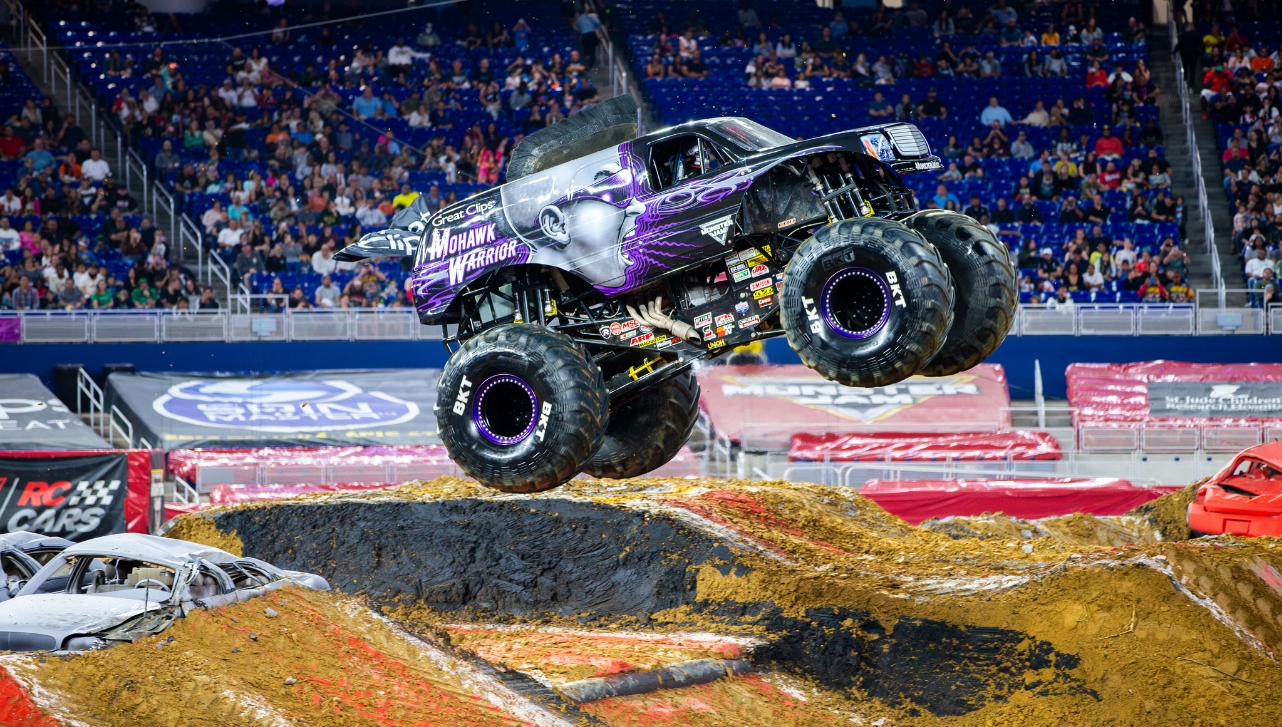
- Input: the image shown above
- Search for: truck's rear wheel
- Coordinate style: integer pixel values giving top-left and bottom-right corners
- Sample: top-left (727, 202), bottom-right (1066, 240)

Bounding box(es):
top-left (903, 210), bottom-right (1017, 376)
top-left (780, 218), bottom-right (953, 387)
top-left (582, 371), bottom-right (700, 479)
top-left (437, 325), bottom-right (608, 493)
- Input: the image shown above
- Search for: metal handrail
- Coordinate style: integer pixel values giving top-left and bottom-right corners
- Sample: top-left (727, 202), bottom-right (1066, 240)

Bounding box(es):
top-left (109, 404), bottom-right (132, 448)
top-left (76, 367), bottom-right (105, 436)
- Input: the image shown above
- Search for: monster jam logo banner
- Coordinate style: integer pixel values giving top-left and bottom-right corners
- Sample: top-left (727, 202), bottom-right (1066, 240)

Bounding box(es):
top-left (697, 364), bottom-right (1011, 443)
top-left (1148, 382), bottom-right (1282, 417)
top-left (0, 453), bottom-right (128, 539)
top-left (107, 370), bottom-right (443, 449)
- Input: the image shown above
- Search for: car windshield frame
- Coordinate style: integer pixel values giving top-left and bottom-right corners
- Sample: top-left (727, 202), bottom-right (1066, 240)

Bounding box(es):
top-left (710, 118), bottom-right (796, 152)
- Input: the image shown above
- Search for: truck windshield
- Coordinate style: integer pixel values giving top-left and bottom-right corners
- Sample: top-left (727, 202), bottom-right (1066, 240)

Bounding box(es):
top-left (713, 119), bottom-right (795, 151)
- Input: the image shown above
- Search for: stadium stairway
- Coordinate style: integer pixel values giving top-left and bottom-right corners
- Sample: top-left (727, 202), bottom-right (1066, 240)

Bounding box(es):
top-left (1146, 28), bottom-right (1222, 295)
top-left (11, 40), bottom-right (231, 305)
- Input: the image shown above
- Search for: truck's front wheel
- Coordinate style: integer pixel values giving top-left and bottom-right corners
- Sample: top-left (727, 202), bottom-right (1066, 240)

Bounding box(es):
top-left (437, 325), bottom-right (608, 493)
top-left (780, 218), bottom-right (954, 387)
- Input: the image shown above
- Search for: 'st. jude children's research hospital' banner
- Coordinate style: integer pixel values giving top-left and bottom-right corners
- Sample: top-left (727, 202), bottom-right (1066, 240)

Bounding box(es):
top-left (0, 451), bottom-right (150, 540)
top-left (106, 370), bottom-right (443, 449)
top-left (1067, 362), bottom-right (1282, 425)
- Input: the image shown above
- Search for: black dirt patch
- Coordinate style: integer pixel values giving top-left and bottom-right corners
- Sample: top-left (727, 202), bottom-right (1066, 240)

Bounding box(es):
top-left (209, 499), bottom-right (738, 616)
top-left (693, 601), bottom-right (1091, 717)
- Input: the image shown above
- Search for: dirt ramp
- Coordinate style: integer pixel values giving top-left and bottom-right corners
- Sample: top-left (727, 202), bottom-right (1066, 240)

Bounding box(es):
top-left (158, 477), bottom-right (1282, 725)
top-left (201, 498), bottom-right (737, 617)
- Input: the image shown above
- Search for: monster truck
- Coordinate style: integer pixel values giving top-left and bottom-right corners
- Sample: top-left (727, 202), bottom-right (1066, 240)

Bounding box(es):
top-left (337, 95), bottom-right (1017, 493)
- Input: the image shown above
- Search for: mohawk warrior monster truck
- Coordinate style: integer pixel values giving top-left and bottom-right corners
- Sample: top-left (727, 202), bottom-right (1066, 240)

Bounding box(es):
top-left (337, 96), bottom-right (1017, 493)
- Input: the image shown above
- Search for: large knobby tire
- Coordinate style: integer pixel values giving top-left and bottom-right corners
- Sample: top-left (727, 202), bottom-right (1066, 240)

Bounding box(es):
top-left (903, 210), bottom-right (1017, 377)
top-left (780, 217), bottom-right (954, 387)
top-left (436, 325), bottom-right (608, 493)
top-left (582, 371), bottom-right (700, 479)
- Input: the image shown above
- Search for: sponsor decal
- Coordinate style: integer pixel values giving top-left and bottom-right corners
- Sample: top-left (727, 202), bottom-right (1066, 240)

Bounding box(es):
top-left (861, 133), bottom-right (896, 162)
top-left (752, 286), bottom-right (774, 299)
top-left (446, 239), bottom-right (524, 286)
top-left (738, 315), bottom-right (760, 329)
top-left (737, 248), bottom-right (759, 262)
top-left (708, 339), bottom-right (726, 349)
top-left (694, 313), bottom-right (712, 328)
top-left (702, 328), bottom-right (715, 341)
top-left (452, 375), bottom-right (473, 416)
top-left (1148, 383), bottom-right (1282, 417)
top-left (598, 327), bottom-right (612, 338)
top-left (750, 264), bottom-right (770, 278)
top-left (432, 199), bottom-right (498, 227)
top-left (745, 255), bottom-right (768, 268)
top-left (629, 332), bottom-right (655, 347)
top-left (914, 161), bottom-right (943, 170)
top-left (762, 245), bottom-right (772, 256)
top-left (732, 269), bottom-right (750, 283)
top-left (610, 322), bottom-right (622, 336)
top-left (715, 313), bottom-right (735, 326)
top-left (156, 379), bottom-right (420, 431)
top-left (729, 263), bottom-right (747, 274)
top-left (735, 302), bottom-right (750, 315)
top-left (425, 222), bottom-right (498, 261)
top-left (533, 401), bottom-right (552, 442)
top-left (756, 295), bottom-right (773, 307)
top-left (0, 453), bottom-right (132, 539)
top-left (887, 270), bottom-right (906, 307)
top-left (777, 219), bottom-right (796, 229)
top-left (803, 295), bottom-right (822, 334)
top-left (720, 373), bottom-right (983, 422)
top-left (698, 215), bottom-right (735, 244)
top-left (749, 279), bottom-right (773, 292)
top-left (655, 337), bottom-right (675, 349)
top-left (716, 325), bottom-right (731, 337)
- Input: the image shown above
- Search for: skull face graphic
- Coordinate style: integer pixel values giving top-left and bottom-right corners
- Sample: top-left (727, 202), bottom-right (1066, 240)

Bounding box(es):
top-left (501, 147), bottom-right (645, 288)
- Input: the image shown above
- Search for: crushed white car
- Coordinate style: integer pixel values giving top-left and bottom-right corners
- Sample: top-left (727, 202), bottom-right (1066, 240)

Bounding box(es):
top-left (0, 533), bottom-right (328, 652)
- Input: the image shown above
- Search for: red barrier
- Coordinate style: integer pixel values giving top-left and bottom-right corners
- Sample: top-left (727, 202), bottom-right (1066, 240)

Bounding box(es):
top-left (167, 445), bottom-right (452, 483)
top-left (860, 478), bottom-right (1182, 525)
top-left (1068, 361), bottom-right (1282, 426)
top-left (789, 430), bottom-right (1062, 462)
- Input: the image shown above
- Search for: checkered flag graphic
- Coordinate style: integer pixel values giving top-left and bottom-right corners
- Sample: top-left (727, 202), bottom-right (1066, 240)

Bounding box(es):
top-left (66, 480), bottom-right (121, 507)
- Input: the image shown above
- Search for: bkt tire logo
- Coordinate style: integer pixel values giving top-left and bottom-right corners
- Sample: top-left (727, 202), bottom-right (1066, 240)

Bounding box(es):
top-left (154, 380), bottom-right (419, 431)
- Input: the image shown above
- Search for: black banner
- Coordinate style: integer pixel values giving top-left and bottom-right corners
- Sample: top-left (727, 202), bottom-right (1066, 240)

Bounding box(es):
top-left (106, 370), bottom-right (442, 450)
top-left (0, 453), bottom-right (128, 540)
top-left (0, 375), bottom-right (111, 450)
top-left (1148, 382), bottom-right (1282, 417)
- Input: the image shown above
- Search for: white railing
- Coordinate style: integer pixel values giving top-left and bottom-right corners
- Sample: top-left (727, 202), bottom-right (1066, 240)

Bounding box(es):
top-left (7, 309), bottom-right (438, 343)
top-left (1168, 4), bottom-right (1223, 292)
top-left (108, 404), bottom-right (132, 448)
top-left (1194, 289), bottom-right (1267, 334)
top-left (582, 0), bottom-right (643, 130)
top-left (1015, 303), bottom-right (1196, 335)
top-left (75, 367), bottom-right (105, 437)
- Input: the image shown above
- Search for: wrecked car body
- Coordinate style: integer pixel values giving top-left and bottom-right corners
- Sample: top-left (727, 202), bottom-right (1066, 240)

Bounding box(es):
top-left (0, 533), bottom-right (329, 652)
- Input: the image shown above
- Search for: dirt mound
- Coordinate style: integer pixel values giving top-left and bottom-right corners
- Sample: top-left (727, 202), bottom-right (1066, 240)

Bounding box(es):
top-left (1127, 480), bottom-right (1206, 542)
top-left (14, 476), bottom-right (1282, 725)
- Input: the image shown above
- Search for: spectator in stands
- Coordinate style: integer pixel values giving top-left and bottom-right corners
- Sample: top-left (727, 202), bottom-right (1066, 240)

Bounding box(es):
top-left (867, 91), bottom-right (893, 119)
top-left (312, 243), bottom-right (338, 276)
top-left (932, 184), bottom-right (960, 211)
top-left (352, 87), bottom-right (381, 119)
top-left (0, 126), bottom-right (23, 160)
top-left (980, 97), bottom-right (1012, 127)
top-left (80, 148), bottom-right (110, 182)
top-left (917, 88), bottom-right (947, 119)
top-left (131, 278), bottom-right (157, 309)
top-left (1094, 127), bottom-right (1124, 159)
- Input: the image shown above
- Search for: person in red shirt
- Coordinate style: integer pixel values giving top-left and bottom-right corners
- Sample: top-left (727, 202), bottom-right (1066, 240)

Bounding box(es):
top-left (1224, 25), bottom-right (1248, 53)
top-left (1085, 60), bottom-right (1108, 88)
top-left (1199, 65), bottom-right (1231, 116)
top-left (1222, 138), bottom-right (1250, 171)
top-left (1099, 160), bottom-right (1122, 189)
top-left (1094, 126), bottom-right (1124, 158)
top-left (0, 127), bottom-right (24, 160)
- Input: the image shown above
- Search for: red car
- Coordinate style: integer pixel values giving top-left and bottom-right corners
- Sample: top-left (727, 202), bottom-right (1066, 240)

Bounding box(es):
top-left (1188, 442), bottom-right (1282, 537)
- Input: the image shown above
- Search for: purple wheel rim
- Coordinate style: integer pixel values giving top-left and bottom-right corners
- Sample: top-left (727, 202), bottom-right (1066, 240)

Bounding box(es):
top-left (819, 267), bottom-right (892, 340)
top-left (472, 374), bottom-right (539, 446)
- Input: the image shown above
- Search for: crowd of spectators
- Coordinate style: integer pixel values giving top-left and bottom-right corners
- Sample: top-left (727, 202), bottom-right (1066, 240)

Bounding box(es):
top-left (1178, 14), bottom-right (1282, 307)
top-left (53, 0), bottom-right (614, 310)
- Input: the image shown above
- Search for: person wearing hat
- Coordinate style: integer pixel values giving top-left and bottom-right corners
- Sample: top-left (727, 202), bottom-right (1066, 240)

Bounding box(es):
top-left (1094, 125), bottom-right (1123, 159)
top-left (1011, 129), bottom-right (1035, 159)
top-left (1037, 248), bottom-right (1062, 281)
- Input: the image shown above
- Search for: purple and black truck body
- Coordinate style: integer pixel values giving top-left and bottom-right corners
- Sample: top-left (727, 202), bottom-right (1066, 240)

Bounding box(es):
top-left (338, 116), bottom-right (940, 396)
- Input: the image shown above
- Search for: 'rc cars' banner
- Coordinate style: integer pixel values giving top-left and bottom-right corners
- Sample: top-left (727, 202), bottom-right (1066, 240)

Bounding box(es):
top-left (0, 451), bottom-right (150, 540)
top-left (0, 375), bottom-right (111, 450)
top-left (105, 370), bottom-right (442, 449)
top-left (697, 364), bottom-right (1011, 448)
